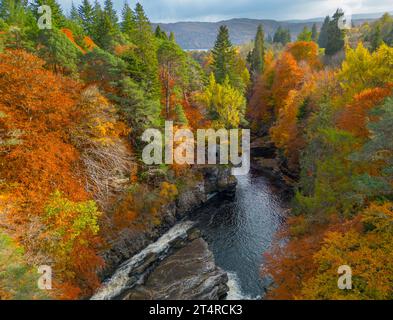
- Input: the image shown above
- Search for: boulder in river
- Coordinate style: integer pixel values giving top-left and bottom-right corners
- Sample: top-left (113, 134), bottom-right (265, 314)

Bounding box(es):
top-left (123, 238), bottom-right (229, 300)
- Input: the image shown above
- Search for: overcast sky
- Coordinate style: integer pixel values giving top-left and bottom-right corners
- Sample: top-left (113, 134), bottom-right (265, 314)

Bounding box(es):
top-left (59, 0), bottom-right (393, 23)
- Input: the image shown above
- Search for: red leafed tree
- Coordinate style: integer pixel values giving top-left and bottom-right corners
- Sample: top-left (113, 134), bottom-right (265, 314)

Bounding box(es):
top-left (286, 41), bottom-right (321, 69)
top-left (271, 52), bottom-right (305, 116)
top-left (337, 85), bottom-right (393, 139)
top-left (248, 51), bottom-right (276, 130)
top-left (0, 50), bottom-right (104, 299)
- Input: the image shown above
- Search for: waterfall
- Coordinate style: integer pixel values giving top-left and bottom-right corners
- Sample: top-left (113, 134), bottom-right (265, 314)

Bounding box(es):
top-left (91, 221), bottom-right (195, 300)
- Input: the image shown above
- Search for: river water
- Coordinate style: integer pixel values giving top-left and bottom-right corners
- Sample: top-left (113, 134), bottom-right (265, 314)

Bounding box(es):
top-left (92, 169), bottom-right (289, 300)
top-left (190, 171), bottom-right (289, 300)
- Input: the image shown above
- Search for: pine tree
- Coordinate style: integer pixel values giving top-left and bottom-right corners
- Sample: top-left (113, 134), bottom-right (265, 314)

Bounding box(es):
top-left (325, 9), bottom-right (345, 56)
top-left (91, 0), bottom-right (102, 39)
top-left (297, 26), bottom-right (312, 42)
top-left (0, 0), bottom-right (29, 26)
top-left (154, 25), bottom-right (167, 39)
top-left (130, 2), bottom-right (160, 98)
top-left (273, 26), bottom-right (291, 45)
top-left (318, 16), bottom-right (330, 48)
top-left (103, 0), bottom-right (117, 28)
top-left (311, 23), bottom-right (318, 42)
top-left (31, 0), bottom-right (65, 28)
top-left (211, 25), bottom-right (236, 84)
top-left (371, 24), bottom-right (383, 51)
top-left (169, 31), bottom-right (175, 42)
top-left (250, 24), bottom-right (265, 76)
top-left (69, 1), bottom-right (80, 22)
top-left (78, 0), bottom-right (94, 35)
top-left (121, 2), bottom-right (134, 34)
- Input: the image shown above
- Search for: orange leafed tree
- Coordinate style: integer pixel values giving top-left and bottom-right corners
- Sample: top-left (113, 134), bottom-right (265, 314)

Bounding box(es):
top-left (248, 50), bottom-right (276, 129)
top-left (286, 41), bottom-right (321, 69)
top-left (337, 85), bottom-right (393, 139)
top-left (61, 28), bottom-right (86, 53)
top-left (269, 90), bottom-right (305, 169)
top-left (0, 50), bottom-right (104, 299)
top-left (271, 52), bottom-right (305, 116)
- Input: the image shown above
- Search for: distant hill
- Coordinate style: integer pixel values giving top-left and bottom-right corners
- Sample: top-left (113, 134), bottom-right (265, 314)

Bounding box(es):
top-left (153, 12), bottom-right (391, 50)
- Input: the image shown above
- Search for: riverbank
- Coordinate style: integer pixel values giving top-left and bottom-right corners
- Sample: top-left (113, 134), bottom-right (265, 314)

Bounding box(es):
top-left (93, 137), bottom-right (294, 300)
top-left (93, 166), bottom-right (237, 299)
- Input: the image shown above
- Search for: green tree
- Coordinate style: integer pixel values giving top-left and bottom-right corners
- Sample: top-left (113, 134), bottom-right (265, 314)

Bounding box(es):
top-left (351, 97), bottom-right (393, 199)
top-left (113, 77), bottom-right (161, 147)
top-left (325, 9), bottom-right (345, 56)
top-left (69, 1), bottom-right (82, 26)
top-left (169, 31), bottom-right (175, 42)
top-left (128, 2), bottom-right (160, 98)
top-left (250, 24), bottom-right (265, 76)
top-left (273, 26), bottom-right (291, 45)
top-left (318, 16), bottom-right (330, 48)
top-left (80, 47), bottom-right (127, 86)
top-left (0, 0), bottom-right (36, 50)
top-left (0, 232), bottom-right (48, 300)
top-left (199, 73), bottom-right (247, 128)
top-left (89, 0), bottom-right (121, 49)
top-left (311, 23), bottom-right (318, 42)
top-left (154, 25), bottom-right (167, 39)
top-left (295, 128), bottom-right (360, 219)
top-left (370, 24), bottom-right (383, 51)
top-left (0, 0), bottom-right (29, 26)
top-left (78, 0), bottom-right (94, 35)
top-left (157, 40), bottom-right (187, 118)
top-left (103, 0), bottom-right (117, 29)
top-left (212, 25), bottom-right (235, 83)
top-left (121, 1), bottom-right (135, 35)
top-left (37, 28), bottom-right (81, 75)
top-left (31, 0), bottom-right (65, 28)
top-left (297, 26), bottom-right (312, 42)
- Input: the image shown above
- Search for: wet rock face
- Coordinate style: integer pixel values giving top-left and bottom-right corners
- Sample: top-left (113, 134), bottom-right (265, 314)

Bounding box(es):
top-left (123, 238), bottom-right (229, 300)
top-left (176, 181), bottom-right (206, 218)
top-left (203, 166), bottom-right (237, 196)
top-left (100, 166), bottom-right (237, 280)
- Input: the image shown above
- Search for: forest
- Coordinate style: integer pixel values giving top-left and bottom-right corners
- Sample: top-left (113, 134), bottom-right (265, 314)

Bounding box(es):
top-left (0, 0), bottom-right (392, 300)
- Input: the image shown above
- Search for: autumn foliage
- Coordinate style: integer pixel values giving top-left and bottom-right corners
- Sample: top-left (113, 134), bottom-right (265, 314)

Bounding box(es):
top-left (259, 41), bottom-right (393, 300)
top-left (337, 85), bottom-right (393, 138)
top-left (0, 50), bottom-right (104, 298)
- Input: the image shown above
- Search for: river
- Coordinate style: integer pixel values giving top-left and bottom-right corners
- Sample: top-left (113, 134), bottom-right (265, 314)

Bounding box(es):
top-left (190, 170), bottom-right (289, 300)
top-left (92, 169), bottom-right (290, 300)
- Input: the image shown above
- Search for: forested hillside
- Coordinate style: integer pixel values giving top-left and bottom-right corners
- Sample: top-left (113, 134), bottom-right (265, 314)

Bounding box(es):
top-left (154, 14), bottom-right (385, 50)
top-left (0, 0), bottom-right (392, 301)
top-left (0, 0), bottom-right (250, 299)
top-left (246, 11), bottom-right (393, 299)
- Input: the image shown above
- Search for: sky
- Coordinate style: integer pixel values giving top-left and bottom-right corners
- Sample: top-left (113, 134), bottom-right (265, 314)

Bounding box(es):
top-left (59, 0), bottom-right (393, 23)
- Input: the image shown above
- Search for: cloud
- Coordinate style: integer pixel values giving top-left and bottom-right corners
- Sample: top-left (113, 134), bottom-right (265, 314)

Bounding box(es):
top-left (59, 0), bottom-right (393, 23)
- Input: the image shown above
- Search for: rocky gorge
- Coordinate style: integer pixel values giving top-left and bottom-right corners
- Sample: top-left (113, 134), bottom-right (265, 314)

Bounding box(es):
top-left (93, 166), bottom-right (237, 300)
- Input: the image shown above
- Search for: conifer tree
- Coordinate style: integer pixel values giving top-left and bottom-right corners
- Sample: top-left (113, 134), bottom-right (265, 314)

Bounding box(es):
top-left (169, 31), bottom-right (175, 42)
top-left (273, 26), bottom-right (291, 45)
top-left (154, 25), bottom-right (167, 39)
top-left (121, 2), bottom-right (135, 34)
top-left (318, 16), bottom-right (330, 48)
top-left (78, 0), bottom-right (94, 35)
top-left (297, 26), bottom-right (312, 42)
top-left (371, 24), bottom-right (383, 51)
top-left (130, 2), bottom-right (160, 98)
top-left (325, 9), bottom-right (345, 56)
top-left (311, 23), bottom-right (318, 42)
top-left (211, 25), bottom-right (236, 84)
top-left (31, 0), bottom-right (65, 28)
top-left (103, 0), bottom-right (117, 28)
top-left (0, 0), bottom-right (29, 25)
top-left (250, 24), bottom-right (265, 76)
top-left (69, 1), bottom-right (80, 22)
